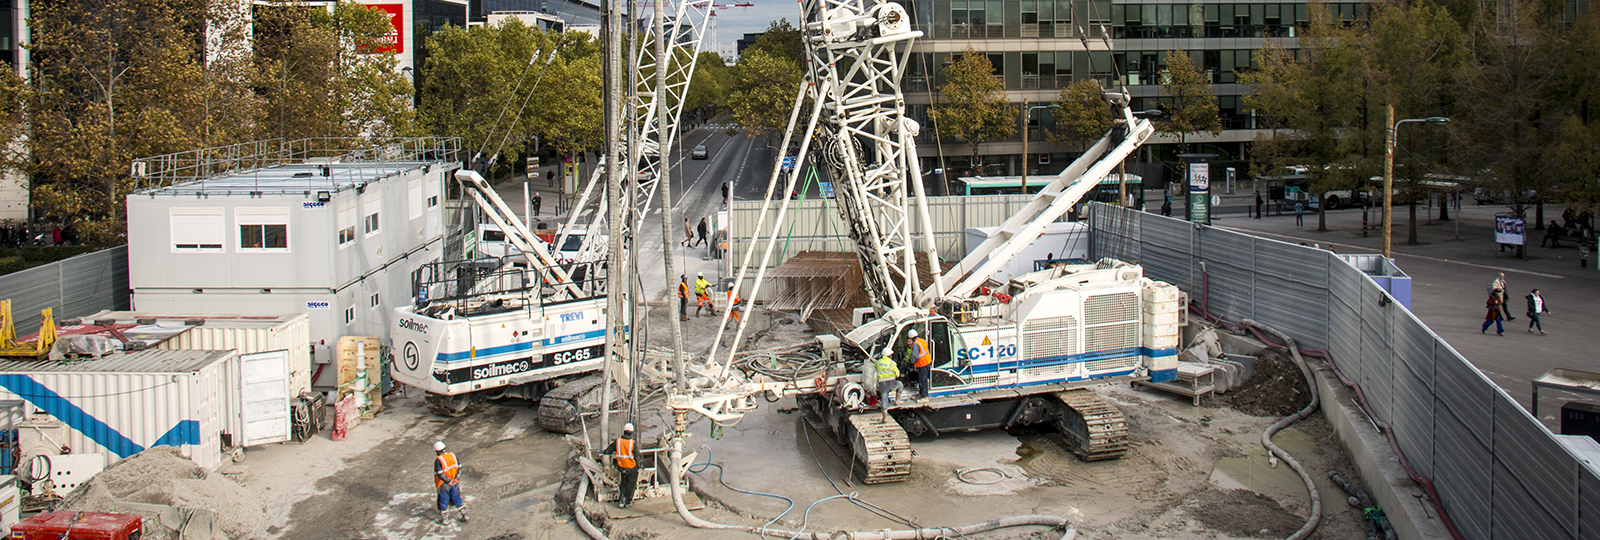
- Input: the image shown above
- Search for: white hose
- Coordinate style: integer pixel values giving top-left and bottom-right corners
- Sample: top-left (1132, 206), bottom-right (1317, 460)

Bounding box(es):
top-left (1241, 319), bottom-right (1323, 540)
top-left (575, 472), bottom-right (610, 540)
top-left (666, 443), bottom-right (1078, 540)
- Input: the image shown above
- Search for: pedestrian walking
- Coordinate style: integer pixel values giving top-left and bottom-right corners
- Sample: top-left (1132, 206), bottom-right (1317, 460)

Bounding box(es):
top-left (433, 441), bottom-right (469, 524)
top-left (908, 330), bottom-right (932, 401)
top-left (721, 182), bottom-right (730, 204)
top-left (1526, 289), bottom-right (1550, 334)
top-left (677, 275), bottom-right (690, 321)
top-left (681, 218), bottom-right (693, 247)
top-left (1160, 199), bottom-right (1172, 217)
top-left (695, 217), bottom-right (709, 247)
top-left (1254, 191), bottom-right (1263, 219)
top-left (875, 348), bottom-right (902, 421)
top-left (694, 272), bottom-right (715, 316)
top-left (1490, 273), bottom-right (1515, 320)
top-left (532, 192), bottom-right (542, 217)
top-left (602, 423), bottom-right (639, 508)
top-left (546, 169), bottom-right (556, 186)
top-left (1481, 292), bottom-right (1505, 336)
top-left (1294, 201), bottom-right (1304, 226)
top-left (1542, 220), bottom-right (1564, 247)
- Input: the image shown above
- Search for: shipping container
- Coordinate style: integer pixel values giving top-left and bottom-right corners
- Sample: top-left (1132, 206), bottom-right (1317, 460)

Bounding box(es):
top-left (0, 349), bottom-right (280, 469)
top-left (85, 311), bottom-right (313, 397)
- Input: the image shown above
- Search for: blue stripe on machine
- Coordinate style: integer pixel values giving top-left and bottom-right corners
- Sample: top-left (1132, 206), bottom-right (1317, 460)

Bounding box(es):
top-left (434, 329), bottom-right (609, 363)
top-left (0, 375), bottom-right (200, 458)
top-left (967, 346), bottom-right (1177, 374)
top-left (927, 369), bottom-right (1140, 397)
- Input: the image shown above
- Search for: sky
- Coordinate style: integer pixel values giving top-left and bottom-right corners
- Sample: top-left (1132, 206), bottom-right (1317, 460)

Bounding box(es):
top-left (706, 3), bottom-right (787, 57)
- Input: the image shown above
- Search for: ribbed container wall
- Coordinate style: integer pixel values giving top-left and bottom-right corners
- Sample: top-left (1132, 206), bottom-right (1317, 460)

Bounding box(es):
top-left (0, 351), bottom-right (235, 469)
top-left (157, 316), bottom-right (311, 397)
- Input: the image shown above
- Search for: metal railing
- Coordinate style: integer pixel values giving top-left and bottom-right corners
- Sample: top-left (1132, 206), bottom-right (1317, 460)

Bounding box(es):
top-left (131, 137), bottom-right (462, 192)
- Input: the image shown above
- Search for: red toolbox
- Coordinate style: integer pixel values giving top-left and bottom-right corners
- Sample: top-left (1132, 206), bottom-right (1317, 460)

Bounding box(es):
top-left (10, 511), bottom-right (141, 540)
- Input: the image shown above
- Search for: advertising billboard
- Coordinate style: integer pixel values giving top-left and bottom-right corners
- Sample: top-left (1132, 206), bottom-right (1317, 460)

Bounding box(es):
top-left (361, 4), bottom-right (404, 54)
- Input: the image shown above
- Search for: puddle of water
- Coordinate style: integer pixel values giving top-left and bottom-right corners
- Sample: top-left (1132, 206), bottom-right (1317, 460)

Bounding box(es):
top-left (1208, 429), bottom-right (1318, 500)
top-left (1014, 435), bottom-right (1047, 467)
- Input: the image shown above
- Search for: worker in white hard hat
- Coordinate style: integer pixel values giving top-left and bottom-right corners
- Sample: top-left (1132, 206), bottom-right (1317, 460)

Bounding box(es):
top-left (601, 422), bottom-right (640, 507)
top-left (875, 347), bottom-right (902, 421)
top-left (433, 441), bottom-right (468, 524)
top-left (907, 329), bottom-right (932, 401)
top-left (693, 272), bottom-right (715, 317)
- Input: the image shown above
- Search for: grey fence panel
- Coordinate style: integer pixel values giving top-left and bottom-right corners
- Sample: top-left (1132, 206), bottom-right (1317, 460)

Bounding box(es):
top-left (1194, 228), bottom-right (1257, 323)
top-left (1436, 346), bottom-right (1495, 450)
top-left (1494, 391), bottom-right (1578, 538)
top-left (1327, 265), bottom-right (1363, 374)
top-left (1251, 240), bottom-right (1332, 351)
top-left (1358, 297), bottom-right (1395, 423)
top-left (1136, 215), bottom-right (1193, 288)
top-left (0, 246), bottom-right (130, 332)
top-left (1434, 408), bottom-right (1494, 540)
top-left (1582, 467), bottom-right (1600, 540)
top-left (1391, 319), bottom-right (1437, 479)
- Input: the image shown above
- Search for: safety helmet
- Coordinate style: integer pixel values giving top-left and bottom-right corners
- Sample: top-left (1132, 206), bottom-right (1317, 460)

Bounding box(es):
top-left (697, 272), bottom-right (704, 277)
top-left (623, 422), bottom-right (635, 433)
top-left (434, 441), bottom-right (446, 452)
top-left (881, 348), bottom-right (892, 358)
top-left (907, 329), bottom-right (918, 338)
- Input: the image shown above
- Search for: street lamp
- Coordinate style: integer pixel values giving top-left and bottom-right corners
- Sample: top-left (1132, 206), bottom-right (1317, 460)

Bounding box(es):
top-left (1383, 105), bottom-right (1450, 258)
top-left (1020, 103), bottom-right (1061, 193)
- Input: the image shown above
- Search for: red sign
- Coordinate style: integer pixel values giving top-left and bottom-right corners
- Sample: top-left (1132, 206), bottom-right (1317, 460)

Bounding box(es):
top-left (361, 3), bottom-right (404, 54)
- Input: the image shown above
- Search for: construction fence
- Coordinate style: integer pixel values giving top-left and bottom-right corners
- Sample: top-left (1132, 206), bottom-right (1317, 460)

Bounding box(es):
top-left (1088, 202), bottom-right (1599, 540)
top-left (1, 245), bottom-right (130, 333)
top-left (727, 194), bottom-right (1049, 268)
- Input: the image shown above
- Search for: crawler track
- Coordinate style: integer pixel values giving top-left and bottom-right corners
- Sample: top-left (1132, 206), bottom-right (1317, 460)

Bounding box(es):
top-left (1052, 389), bottom-right (1129, 461)
top-left (537, 374), bottom-right (607, 433)
top-left (799, 395), bottom-right (913, 484)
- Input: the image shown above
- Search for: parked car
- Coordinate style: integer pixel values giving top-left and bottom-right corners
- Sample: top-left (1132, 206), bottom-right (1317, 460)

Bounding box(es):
top-left (692, 145), bottom-right (708, 159)
top-left (1472, 187), bottom-right (1538, 205)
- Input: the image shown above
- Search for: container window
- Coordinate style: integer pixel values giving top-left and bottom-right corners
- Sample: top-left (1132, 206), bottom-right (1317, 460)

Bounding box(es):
top-left (408, 179), bottom-right (424, 220)
top-left (371, 292), bottom-right (380, 308)
top-left (345, 307), bottom-right (355, 325)
top-left (363, 193), bottom-right (381, 236)
top-left (171, 208), bottom-right (225, 252)
top-left (237, 207), bottom-right (290, 252)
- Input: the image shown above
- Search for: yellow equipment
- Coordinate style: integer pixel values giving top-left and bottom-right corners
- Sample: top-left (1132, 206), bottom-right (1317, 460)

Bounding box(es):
top-left (0, 299), bottom-right (54, 358)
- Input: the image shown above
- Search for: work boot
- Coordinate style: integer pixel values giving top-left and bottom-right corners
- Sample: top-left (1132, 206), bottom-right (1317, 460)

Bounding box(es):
top-left (458, 508), bottom-right (469, 523)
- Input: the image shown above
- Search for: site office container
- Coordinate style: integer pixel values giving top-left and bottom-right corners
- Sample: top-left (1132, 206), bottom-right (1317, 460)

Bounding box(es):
top-left (86, 311), bottom-right (313, 398)
top-left (0, 349), bottom-right (240, 469)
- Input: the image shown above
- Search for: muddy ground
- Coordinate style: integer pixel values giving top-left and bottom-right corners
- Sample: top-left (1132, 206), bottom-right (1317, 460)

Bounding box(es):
top-left (230, 305), bottom-right (1374, 539)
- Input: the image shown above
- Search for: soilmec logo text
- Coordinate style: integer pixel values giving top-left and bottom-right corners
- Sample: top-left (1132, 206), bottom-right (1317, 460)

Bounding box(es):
top-left (398, 318), bottom-right (430, 334)
top-left (472, 359), bottom-right (532, 380)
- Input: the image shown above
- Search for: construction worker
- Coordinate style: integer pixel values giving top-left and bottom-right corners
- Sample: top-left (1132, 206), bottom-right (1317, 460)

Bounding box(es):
top-left (908, 329), bottom-right (932, 401)
top-left (602, 423), bottom-right (640, 508)
top-left (875, 348), bottom-right (902, 421)
top-left (433, 441), bottom-right (468, 524)
top-left (677, 275), bottom-right (690, 321)
top-left (694, 272), bottom-right (715, 317)
top-left (726, 287), bottom-right (745, 322)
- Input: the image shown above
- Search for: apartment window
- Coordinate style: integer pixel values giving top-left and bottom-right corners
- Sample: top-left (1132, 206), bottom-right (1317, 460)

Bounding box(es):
top-left (237, 208), bottom-right (290, 251)
top-left (338, 201), bottom-right (356, 246)
top-left (371, 292), bottom-right (381, 308)
top-left (170, 208), bottom-right (225, 252)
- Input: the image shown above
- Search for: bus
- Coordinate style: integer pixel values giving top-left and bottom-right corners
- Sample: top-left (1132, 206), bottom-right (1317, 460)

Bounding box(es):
top-left (956, 174), bottom-right (1140, 200)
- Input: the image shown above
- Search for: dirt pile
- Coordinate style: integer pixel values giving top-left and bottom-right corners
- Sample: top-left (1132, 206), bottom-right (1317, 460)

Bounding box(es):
top-left (57, 447), bottom-right (265, 540)
top-left (1214, 348), bottom-right (1313, 417)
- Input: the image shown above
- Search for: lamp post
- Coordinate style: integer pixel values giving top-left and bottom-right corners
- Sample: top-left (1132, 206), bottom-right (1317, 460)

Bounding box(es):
top-left (1383, 105), bottom-right (1450, 258)
top-left (1020, 103), bottom-right (1060, 193)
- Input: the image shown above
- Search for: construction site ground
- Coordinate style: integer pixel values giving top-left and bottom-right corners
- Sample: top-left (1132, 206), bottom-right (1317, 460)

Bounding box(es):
top-left (225, 303), bottom-right (1369, 540)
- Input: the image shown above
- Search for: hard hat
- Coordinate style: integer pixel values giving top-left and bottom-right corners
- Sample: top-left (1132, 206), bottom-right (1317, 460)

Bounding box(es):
top-left (697, 272), bottom-right (704, 277)
top-left (623, 422), bottom-right (634, 433)
top-left (881, 348), bottom-right (892, 358)
top-left (681, 274), bottom-right (686, 279)
top-left (907, 329), bottom-right (918, 338)
top-left (434, 441), bottom-right (446, 452)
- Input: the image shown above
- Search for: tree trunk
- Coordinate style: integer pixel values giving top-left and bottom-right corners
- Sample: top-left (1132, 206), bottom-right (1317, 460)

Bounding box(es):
top-left (1407, 199), bottom-right (1418, 245)
top-left (1317, 204), bottom-right (1327, 231)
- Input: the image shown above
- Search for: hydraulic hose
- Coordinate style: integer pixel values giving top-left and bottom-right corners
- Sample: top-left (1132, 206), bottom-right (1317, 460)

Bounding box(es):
top-left (575, 472), bottom-right (610, 540)
top-left (666, 442), bottom-right (1079, 540)
top-left (1240, 319), bottom-right (1322, 540)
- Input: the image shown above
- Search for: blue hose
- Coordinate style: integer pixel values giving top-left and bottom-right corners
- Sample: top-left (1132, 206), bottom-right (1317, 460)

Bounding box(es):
top-left (689, 445), bottom-right (795, 535)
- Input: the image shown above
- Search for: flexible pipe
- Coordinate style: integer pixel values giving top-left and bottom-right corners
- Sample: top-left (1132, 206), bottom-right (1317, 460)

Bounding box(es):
top-left (1193, 265), bottom-right (1463, 540)
top-left (575, 472), bottom-right (610, 540)
top-left (666, 443), bottom-right (1079, 540)
top-left (1241, 319), bottom-right (1322, 540)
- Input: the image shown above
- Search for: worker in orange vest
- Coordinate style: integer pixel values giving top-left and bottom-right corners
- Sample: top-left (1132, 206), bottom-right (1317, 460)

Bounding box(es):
top-left (677, 275), bottom-right (690, 321)
top-left (908, 329), bottom-right (932, 401)
top-left (602, 422), bottom-right (640, 507)
top-left (726, 287), bottom-right (745, 322)
top-left (694, 272), bottom-right (716, 317)
top-left (433, 441), bottom-right (468, 524)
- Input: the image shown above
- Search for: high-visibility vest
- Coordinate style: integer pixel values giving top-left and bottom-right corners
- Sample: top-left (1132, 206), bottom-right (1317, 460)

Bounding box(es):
top-left (678, 282), bottom-right (688, 299)
top-left (435, 452), bottom-right (460, 489)
top-left (616, 437), bottom-right (638, 469)
top-left (876, 355), bottom-right (899, 381)
top-left (695, 278), bottom-right (711, 295)
top-left (912, 338), bottom-right (932, 368)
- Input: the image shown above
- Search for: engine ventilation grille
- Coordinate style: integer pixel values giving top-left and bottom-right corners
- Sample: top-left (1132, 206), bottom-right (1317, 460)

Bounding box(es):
top-left (1084, 292), bottom-right (1138, 325)
top-left (1024, 315), bottom-right (1076, 360)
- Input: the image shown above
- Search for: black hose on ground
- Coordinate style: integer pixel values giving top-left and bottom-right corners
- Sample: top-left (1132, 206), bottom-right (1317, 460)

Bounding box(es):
top-left (1240, 319), bottom-right (1322, 540)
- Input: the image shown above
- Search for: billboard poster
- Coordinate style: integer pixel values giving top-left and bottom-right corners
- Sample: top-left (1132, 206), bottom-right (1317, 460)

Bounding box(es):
top-left (1186, 161), bottom-right (1210, 224)
top-left (1495, 214), bottom-right (1525, 245)
top-left (361, 4), bottom-right (404, 54)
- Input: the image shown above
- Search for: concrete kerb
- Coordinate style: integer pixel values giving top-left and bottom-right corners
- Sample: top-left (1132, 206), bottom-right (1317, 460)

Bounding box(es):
top-left (1310, 358), bottom-right (1451, 540)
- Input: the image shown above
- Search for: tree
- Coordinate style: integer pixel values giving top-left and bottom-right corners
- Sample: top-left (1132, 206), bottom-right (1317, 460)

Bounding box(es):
top-left (930, 48), bottom-right (1014, 175)
top-left (1048, 79), bottom-right (1113, 152)
top-left (1157, 48), bottom-right (1222, 153)
top-left (255, 1), bottom-right (416, 141)
top-left (726, 48), bottom-right (801, 144)
top-left (745, 19), bottom-right (805, 67)
top-left (684, 52), bottom-right (732, 123)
